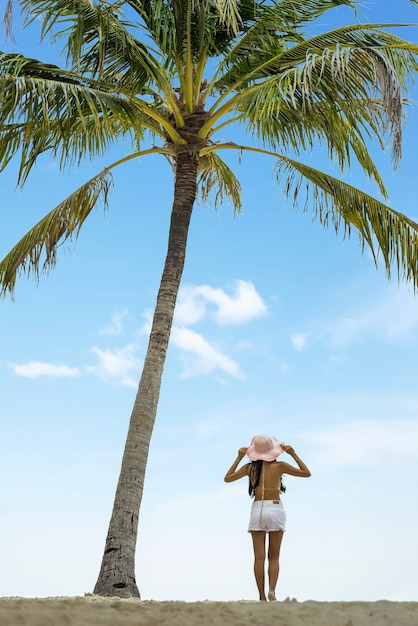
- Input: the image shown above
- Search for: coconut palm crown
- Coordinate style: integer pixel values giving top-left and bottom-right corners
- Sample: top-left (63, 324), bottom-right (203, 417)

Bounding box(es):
top-left (2, 0), bottom-right (418, 598)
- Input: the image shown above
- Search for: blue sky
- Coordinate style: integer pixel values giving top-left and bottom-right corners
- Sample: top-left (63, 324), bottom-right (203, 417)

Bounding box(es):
top-left (1, 0), bottom-right (418, 602)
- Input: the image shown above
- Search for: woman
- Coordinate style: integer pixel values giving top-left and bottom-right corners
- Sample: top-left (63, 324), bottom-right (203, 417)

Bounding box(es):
top-left (224, 434), bottom-right (311, 602)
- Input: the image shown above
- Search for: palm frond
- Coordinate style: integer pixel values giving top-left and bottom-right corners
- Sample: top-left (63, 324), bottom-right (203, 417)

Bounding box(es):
top-left (197, 151), bottom-right (242, 214)
top-left (0, 53), bottom-right (186, 180)
top-left (123, 0), bottom-right (180, 68)
top-left (216, 23), bottom-right (418, 95)
top-left (213, 0), bottom-right (356, 84)
top-left (225, 87), bottom-right (392, 196)
top-left (20, 0), bottom-right (184, 123)
top-left (212, 0), bottom-right (243, 36)
top-left (4, 0), bottom-right (15, 39)
top-left (201, 139), bottom-right (418, 285)
top-left (276, 156), bottom-right (418, 286)
top-left (272, 24), bottom-right (418, 83)
top-left (365, 47), bottom-right (404, 164)
top-left (124, 0), bottom-right (262, 70)
top-left (0, 121), bottom-right (56, 181)
top-left (0, 169), bottom-right (113, 298)
top-left (208, 38), bottom-right (418, 167)
top-left (266, 0), bottom-right (357, 26)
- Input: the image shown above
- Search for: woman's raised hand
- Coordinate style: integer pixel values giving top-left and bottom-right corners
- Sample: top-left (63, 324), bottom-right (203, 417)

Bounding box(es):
top-left (282, 444), bottom-right (295, 455)
top-left (238, 447), bottom-right (248, 458)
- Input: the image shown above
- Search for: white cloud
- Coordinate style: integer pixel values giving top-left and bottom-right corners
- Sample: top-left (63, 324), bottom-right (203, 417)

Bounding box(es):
top-left (138, 309), bottom-right (153, 336)
top-left (174, 286), bottom-right (208, 325)
top-left (11, 361), bottom-right (80, 379)
top-left (86, 344), bottom-right (141, 388)
top-left (174, 280), bottom-right (267, 326)
top-left (291, 333), bottom-right (309, 351)
top-left (303, 418), bottom-right (418, 468)
top-left (98, 309), bottom-right (129, 336)
top-left (11, 280), bottom-right (265, 386)
top-left (198, 280), bottom-right (268, 325)
top-left (322, 311), bottom-right (376, 349)
top-left (171, 326), bottom-right (243, 379)
top-left (289, 286), bottom-right (418, 354)
top-left (321, 287), bottom-right (418, 349)
top-left (145, 280), bottom-right (268, 379)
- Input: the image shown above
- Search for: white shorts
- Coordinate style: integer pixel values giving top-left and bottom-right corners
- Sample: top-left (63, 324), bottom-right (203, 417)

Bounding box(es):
top-left (248, 500), bottom-right (286, 532)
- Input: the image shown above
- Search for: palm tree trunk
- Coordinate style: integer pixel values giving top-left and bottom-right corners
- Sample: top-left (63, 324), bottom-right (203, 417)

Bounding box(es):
top-left (93, 150), bottom-right (199, 598)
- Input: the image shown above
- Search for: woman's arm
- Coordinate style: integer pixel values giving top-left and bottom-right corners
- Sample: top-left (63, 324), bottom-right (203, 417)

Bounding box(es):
top-left (280, 444), bottom-right (311, 478)
top-left (224, 447), bottom-right (250, 482)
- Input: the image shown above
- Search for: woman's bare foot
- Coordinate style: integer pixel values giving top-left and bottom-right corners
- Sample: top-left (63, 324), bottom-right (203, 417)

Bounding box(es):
top-left (268, 590), bottom-right (277, 601)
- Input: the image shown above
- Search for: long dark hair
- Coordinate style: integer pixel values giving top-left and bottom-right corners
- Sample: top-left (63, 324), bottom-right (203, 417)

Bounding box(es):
top-left (248, 460), bottom-right (286, 497)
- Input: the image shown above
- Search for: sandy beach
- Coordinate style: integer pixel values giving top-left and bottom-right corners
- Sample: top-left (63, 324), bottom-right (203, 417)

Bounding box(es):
top-left (1, 596), bottom-right (417, 626)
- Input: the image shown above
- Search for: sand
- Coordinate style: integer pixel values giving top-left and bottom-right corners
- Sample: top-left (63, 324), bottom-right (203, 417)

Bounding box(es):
top-left (0, 596), bottom-right (417, 626)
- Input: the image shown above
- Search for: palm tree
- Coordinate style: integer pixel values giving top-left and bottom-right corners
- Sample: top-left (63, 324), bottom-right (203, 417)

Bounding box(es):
top-left (2, 0), bottom-right (418, 598)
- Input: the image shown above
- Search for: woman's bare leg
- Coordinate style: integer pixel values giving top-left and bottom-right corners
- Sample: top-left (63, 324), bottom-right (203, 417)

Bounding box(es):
top-left (251, 531), bottom-right (267, 601)
top-left (267, 530), bottom-right (284, 601)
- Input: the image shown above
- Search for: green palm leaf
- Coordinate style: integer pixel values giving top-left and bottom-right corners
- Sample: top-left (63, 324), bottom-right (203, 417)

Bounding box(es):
top-left (0, 52), bottom-right (186, 180)
top-left (276, 156), bottom-right (418, 285)
top-left (225, 86), bottom-right (393, 196)
top-left (216, 23), bottom-right (418, 102)
top-left (207, 38), bottom-right (418, 169)
top-left (215, 0), bottom-right (357, 80)
top-left (198, 151), bottom-right (242, 213)
top-left (0, 169), bottom-right (113, 296)
top-left (20, 0), bottom-right (185, 122)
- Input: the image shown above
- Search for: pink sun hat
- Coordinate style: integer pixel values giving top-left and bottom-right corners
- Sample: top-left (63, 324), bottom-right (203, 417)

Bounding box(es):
top-left (246, 434), bottom-right (284, 462)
